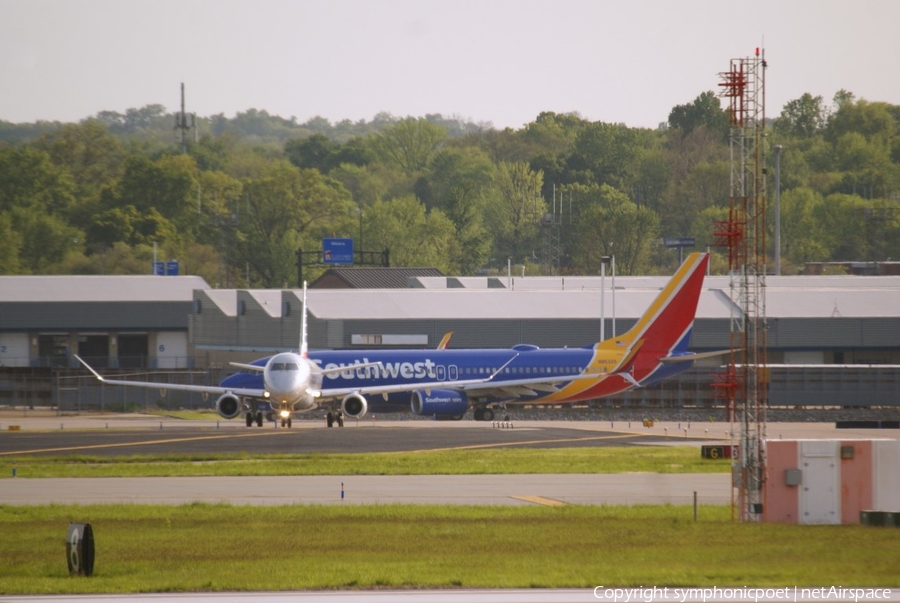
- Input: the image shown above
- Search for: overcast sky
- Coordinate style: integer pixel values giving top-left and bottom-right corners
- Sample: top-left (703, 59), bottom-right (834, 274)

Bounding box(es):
top-left (2, 0), bottom-right (898, 130)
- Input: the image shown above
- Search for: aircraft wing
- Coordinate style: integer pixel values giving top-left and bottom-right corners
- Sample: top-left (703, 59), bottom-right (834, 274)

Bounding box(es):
top-left (319, 376), bottom-right (496, 400)
top-left (230, 362), bottom-right (265, 372)
top-left (317, 368), bottom-right (603, 401)
top-left (75, 355), bottom-right (264, 398)
top-left (659, 350), bottom-right (731, 363)
top-left (456, 371), bottom-right (609, 399)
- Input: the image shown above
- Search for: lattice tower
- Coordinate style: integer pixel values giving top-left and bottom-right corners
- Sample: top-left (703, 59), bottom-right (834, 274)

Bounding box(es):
top-left (715, 49), bottom-right (769, 522)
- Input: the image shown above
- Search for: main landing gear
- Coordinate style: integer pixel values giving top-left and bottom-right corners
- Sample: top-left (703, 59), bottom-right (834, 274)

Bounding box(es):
top-left (473, 407), bottom-right (495, 422)
top-left (245, 411), bottom-right (263, 427)
top-left (326, 411), bottom-right (344, 428)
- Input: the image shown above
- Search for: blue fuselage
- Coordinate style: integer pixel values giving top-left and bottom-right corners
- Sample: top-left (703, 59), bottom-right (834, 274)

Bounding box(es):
top-left (218, 345), bottom-right (696, 412)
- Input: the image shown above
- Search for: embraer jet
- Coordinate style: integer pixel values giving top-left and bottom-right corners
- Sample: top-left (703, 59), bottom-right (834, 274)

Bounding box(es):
top-left (77, 252), bottom-right (713, 426)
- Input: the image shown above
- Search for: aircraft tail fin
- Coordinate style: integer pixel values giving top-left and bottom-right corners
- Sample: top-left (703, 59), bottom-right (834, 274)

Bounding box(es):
top-left (598, 252), bottom-right (709, 381)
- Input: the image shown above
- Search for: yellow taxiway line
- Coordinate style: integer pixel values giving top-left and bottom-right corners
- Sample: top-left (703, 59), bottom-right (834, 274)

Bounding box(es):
top-left (511, 495), bottom-right (567, 507)
top-left (0, 430), bottom-right (290, 456)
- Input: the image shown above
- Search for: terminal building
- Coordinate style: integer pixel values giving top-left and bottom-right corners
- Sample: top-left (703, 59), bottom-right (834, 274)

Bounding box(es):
top-left (1, 269), bottom-right (898, 409)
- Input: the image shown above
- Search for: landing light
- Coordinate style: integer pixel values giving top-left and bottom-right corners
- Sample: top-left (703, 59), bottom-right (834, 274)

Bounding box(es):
top-left (279, 410), bottom-right (291, 419)
top-left (263, 391), bottom-right (270, 398)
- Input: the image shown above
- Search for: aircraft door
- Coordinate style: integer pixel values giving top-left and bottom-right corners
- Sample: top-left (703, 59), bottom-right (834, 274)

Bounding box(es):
top-left (449, 365), bottom-right (459, 380)
top-left (436, 365), bottom-right (446, 380)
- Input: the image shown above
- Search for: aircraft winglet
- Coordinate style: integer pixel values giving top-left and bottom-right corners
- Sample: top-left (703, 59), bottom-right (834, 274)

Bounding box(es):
top-left (74, 354), bottom-right (107, 382)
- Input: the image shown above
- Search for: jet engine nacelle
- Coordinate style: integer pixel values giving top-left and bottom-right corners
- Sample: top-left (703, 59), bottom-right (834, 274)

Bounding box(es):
top-left (215, 393), bottom-right (242, 420)
top-left (341, 392), bottom-right (368, 418)
top-left (410, 389), bottom-right (468, 417)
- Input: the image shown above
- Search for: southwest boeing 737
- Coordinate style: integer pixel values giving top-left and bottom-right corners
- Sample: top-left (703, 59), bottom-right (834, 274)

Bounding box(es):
top-left (76, 252), bottom-right (712, 427)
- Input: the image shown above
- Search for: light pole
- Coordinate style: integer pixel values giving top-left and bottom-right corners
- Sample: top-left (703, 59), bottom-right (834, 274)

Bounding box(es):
top-left (774, 144), bottom-right (782, 276)
top-left (601, 255), bottom-right (615, 340)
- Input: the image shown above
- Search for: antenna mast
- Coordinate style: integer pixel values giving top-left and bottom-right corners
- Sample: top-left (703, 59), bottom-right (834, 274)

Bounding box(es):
top-left (714, 48), bottom-right (769, 522)
top-left (175, 83), bottom-right (196, 154)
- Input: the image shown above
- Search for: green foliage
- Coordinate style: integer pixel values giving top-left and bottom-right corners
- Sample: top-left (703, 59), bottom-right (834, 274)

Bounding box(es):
top-left (568, 183), bottom-right (660, 274)
top-left (363, 195), bottom-right (459, 273)
top-left (424, 146), bottom-right (497, 272)
top-left (236, 160), bottom-right (356, 287)
top-left (775, 93), bottom-right (828, 138)
top-left (370, 117), bottom-right (447, 175)
top-left (1, 91), bottom-right (899, 278)
top-left (2, 446), bottom-right (728, 478)
top-left (488, 161), bottom-right (545, 262)
top-left (668, 91), bottom-right (729, 137)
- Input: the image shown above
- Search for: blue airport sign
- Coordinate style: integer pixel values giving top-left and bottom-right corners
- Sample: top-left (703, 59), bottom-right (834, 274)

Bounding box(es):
top-left (323, 238), bottom-right (354, 264)
top-left (663, 237), bottom-right (696, 248)
top-left (152, 260), bottom-right (180, 275)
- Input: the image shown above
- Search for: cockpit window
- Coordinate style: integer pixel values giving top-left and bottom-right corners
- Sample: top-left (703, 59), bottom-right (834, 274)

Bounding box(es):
top-left (271, 362), bottom-right (300, 371)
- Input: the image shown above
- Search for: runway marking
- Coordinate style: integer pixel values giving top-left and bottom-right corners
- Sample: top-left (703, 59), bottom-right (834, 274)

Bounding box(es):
top-left (512, 495), bottom-right (566, 507)
top-left (415, 432), bottom-right (638, 452)
top-left (0, 430), bottom-right (291, 456)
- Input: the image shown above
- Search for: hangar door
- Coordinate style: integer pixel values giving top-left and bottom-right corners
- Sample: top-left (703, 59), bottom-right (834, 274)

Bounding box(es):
top-left (119, 334), bottom-right (148, 368)
top-left (0, 333), bottom-right (29, 367)
top-left (155, 332), bottom-right (188, 369)
top-left (77, 335), bottom-right (109, 368)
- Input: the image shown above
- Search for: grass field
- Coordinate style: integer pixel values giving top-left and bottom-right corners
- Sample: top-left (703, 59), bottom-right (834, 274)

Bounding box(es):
top-left (4, 440), bottom-right (895, 595)
top-left (2, 445), bottom-right (731, 478)
top-left (1, 504), bottom-right (898, 595)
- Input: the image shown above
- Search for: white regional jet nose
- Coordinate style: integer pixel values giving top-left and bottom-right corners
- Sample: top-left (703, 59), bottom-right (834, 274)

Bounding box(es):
top-left (265, 354), bottom-right (310, 400)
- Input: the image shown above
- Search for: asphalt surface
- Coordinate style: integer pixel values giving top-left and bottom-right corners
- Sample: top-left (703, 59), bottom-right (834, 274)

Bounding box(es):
top-left (1, 411), bottom-right (898, 458)
top-left (0, 420), bottom-right (701, 457)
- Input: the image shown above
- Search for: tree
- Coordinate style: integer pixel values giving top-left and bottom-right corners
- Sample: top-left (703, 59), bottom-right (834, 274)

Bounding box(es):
top-left (668, 91), bottom-right (729, 136)
top-left (330, 162), bottom-right (413, 208)
top-left (521, 112), bottom-right (585, 157)
top-left (34, 121), bottom-right (125, 204)
top-left (10, 206), bottom-right (84, 273)
top-left (827, 99), bottom-right (895, 145)
top-left (284, 134), bottom-right (336, 172)
top-left (423, 147), bottom-right (496, 273)
top-left (0, 146), bottom-right (76, 215)
top-left (813, 193), bottom-right (872, 261)
top-left (0, 212), bottom-right (22, 274)
top-left (831, 132), bottom-right (896, 198)
top-left (235, 160), bottom-right (355, 287)
top-left (778, 188), bottom-right (830, 267)
top-left (776, 93), bottom-right (827, 138)
top-left (666, 160), bottom-right (730, 235)
top-left (362, 195), bottom-right (458, 272)
top-left (521, 111), bottom-right (588, 199)
top-left (567, 122), bottom-right (647, 192)
top-left (370, 117), bottom-right (447, 175)
top-left (87, 202), bottom-right (178, 249)
top-left (486, 161), bottom-right (545, 263)
top-left (567, 183), bottom-right (660, 275)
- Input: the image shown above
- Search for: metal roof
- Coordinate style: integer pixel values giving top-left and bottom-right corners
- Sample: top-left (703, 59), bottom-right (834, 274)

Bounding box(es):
top-left (0, 275), bottom-right (209, 302)
top-left (281, 277), bottom-right (899, 321)
top-left (4, 273), bottom-right (898, 321)
top-left (186, 277), bottom-right (900, 320)
top-left (310, 267), bottom-right (445, 289)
